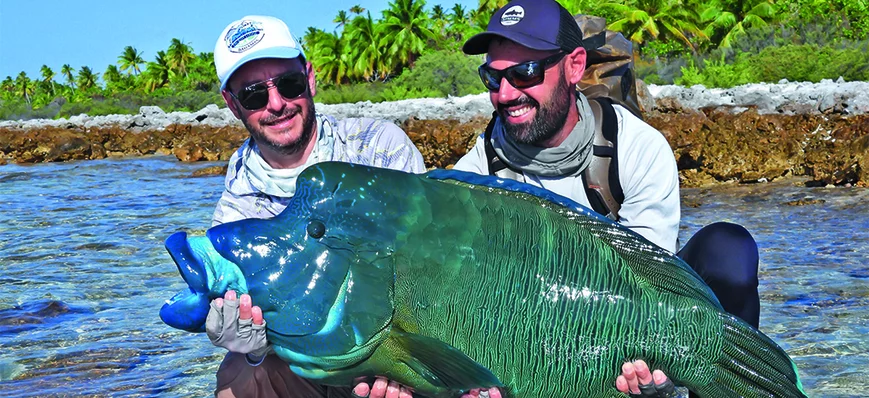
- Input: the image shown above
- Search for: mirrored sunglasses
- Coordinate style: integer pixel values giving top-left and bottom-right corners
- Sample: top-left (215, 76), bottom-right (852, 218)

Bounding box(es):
top-left (478, 52), bottom-right (567, 92)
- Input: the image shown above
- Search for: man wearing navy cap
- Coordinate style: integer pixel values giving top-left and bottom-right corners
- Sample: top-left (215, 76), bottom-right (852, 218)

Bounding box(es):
top-left (456, 0), bottom-right (761, 397)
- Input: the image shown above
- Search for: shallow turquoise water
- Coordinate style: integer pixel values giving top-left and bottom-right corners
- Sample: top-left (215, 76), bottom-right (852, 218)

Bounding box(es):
top-left (0, 156), bottom-right (865, 397)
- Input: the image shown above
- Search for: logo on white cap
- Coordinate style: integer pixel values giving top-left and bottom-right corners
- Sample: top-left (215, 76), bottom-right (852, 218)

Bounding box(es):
top-left (224, 20), bottom-right (266, 53)
top-left (500, 6), bottom-right (525, 26)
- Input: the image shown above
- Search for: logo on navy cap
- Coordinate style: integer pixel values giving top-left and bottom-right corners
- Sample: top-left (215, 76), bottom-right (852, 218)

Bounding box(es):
top-left (225, 20), bottom-right (265, 53)
top-left (500, 5), bottom-right (525, 26)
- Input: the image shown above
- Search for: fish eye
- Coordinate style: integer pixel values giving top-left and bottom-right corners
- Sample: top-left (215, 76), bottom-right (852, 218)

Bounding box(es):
top-left (306, 220), bottom-right (326, 239)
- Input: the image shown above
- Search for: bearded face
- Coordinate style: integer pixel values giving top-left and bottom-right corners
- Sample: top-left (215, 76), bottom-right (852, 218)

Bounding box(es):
top-left (499, 69), bottom-right (572, 145)
top-left (242, 95), bottom-right (317, 156)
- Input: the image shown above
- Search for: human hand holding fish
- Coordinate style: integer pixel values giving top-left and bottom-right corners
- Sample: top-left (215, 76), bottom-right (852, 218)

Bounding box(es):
top-left (206, 290), bottom-right (269, 361)
top-left (350, 377), bottom-right (504, 398)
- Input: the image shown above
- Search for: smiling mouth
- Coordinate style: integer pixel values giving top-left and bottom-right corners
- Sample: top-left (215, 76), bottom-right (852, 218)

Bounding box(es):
top-left (262, 109), bottom-right (300, 126)
top-left (507, 105), bottom-right (534, 118)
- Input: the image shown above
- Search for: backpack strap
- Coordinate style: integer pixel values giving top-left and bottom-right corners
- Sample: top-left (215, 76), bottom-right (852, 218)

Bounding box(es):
top-left (483, 112), bottom-right (523, 180)
top-left (584, 97), bottom-right (623, 220)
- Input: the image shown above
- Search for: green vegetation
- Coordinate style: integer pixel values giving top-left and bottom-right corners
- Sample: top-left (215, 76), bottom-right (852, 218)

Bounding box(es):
top-left (2, 0), bottom-right (867, 120)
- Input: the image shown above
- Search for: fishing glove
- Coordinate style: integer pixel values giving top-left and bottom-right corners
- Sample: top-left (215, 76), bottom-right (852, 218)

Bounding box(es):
top-left (629, 379), bottom-right (677, 398)
top-left (205, 298), bottom-right (270, 361)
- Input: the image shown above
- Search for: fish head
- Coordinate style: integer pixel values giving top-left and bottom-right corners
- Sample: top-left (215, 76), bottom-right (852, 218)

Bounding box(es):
top-left (202, 162), bottom-right (421, 369)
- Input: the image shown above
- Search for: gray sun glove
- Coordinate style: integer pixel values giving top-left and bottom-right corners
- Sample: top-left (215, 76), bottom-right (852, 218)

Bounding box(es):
top-left (629, 379), bottom-right (677, 398)
top-left (205, 298), bottom-right (269, 358)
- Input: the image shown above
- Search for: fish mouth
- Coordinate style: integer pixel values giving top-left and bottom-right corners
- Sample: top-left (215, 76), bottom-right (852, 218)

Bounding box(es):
top-left (164, 232), bottom-right (209, 294)
top-left (159, 232), bottom-right (213, 332)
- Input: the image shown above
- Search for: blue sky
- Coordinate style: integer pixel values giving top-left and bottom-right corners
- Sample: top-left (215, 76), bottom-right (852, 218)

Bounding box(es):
top-left (0, 0), bottom-right (480, 81)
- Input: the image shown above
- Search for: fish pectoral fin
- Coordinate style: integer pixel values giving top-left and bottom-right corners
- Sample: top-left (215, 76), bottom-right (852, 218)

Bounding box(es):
top-left (391, 329), bottom-right (503, 391)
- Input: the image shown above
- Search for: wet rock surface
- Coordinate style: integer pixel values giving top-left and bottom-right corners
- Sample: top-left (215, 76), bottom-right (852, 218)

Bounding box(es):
top-left (2, 81), bottom-right (869, 187)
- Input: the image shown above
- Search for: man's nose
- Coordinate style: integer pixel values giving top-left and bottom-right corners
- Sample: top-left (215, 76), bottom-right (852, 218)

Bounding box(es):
top-left (265, 83), bottom-right (285, 112)
top-left (496, 77), bottom-right (522, 104)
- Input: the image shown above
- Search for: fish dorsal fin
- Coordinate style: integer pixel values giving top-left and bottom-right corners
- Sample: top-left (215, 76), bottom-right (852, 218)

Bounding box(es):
top-left (390, 329), bottom-right (503, 392)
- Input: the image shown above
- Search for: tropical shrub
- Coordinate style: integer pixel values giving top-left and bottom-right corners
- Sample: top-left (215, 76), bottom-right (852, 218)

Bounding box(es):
top-left (748, 43), bottom-right (869, 83)
top-left (674, 56), bottom-right (755, 88)
top-left (387, 50), bottom-right (485, 98)
top-left (776, 0), bottom-right (869, 40)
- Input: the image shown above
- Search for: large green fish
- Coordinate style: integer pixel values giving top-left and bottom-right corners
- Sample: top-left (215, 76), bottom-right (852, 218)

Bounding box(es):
top-left (160, 162), bottom-right (806, 398)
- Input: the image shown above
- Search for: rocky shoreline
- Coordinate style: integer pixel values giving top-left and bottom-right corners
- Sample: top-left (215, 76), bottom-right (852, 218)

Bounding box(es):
top-left (2, 80), bottom-right (869, 187)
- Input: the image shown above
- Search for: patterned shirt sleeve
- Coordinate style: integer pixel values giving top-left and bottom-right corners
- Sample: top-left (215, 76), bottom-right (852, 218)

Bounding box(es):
top-left (336, 117), bottom-right (426, 173)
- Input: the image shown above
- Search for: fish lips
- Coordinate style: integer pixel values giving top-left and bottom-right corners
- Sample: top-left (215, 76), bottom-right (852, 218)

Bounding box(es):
top-left (159, 231), bottom-right (211, 332)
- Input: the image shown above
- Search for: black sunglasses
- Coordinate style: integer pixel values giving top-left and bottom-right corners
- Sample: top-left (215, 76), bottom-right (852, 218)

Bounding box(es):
top-left (478, 52), bottom-right (567, 92)
top-left (229, 71), bottom-right (308, 110)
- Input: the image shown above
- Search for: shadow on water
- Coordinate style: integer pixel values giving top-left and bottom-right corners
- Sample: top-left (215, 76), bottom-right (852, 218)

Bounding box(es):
top-left (0, 300), bottom-right (92, 335)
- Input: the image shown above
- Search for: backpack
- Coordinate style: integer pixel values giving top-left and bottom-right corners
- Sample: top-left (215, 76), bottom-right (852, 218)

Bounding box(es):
top-left (483, 15), bottom-right (640, 221)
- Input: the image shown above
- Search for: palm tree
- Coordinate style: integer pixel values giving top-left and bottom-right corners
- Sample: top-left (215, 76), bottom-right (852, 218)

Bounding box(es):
top-left (431, 4), bottom-right (446, 20)
top-left (76, 66), bottom-right (99, 91)
top-left (379, 0), bottom-right (438, 70)
top-left (603, 0), bottom-right (706, 51)
top-left (167, 38), bottom-right (196, 76)
top-left (558, 0), bottom-right (604, 14)
top-left (0, 76), bottom-right (14, 101)
top-left (118, 46), bottom-right (145, 75)
top-left (302, 26), bottom-right (320, 49)
top-left (15, 72), bottom-right (34, 104)
top-left (197, 51), bottom-right (216, 72)
top-left (104, 64), bottom-right (122, 92)
top-left (350, 4), bottom-right (365, 15)
top-left (142, 50), bottom-right (173, 91)
top-left (334, 10), bottom-right (350, 31)
top-left (430, 5), bottom-right (448, 37)
top-left (445, 4), bottom-right (478, 42)
top-left (40, 65), bottom-right (56, 96)
top-left (1, 76), bottom-right (14, 93)
top-left (468, 8), bottom-right (490, 30)
top-left (345, 11), bottom-right (385, 80)
top-left (477, 0), bottom-right (508, 14)
top-left (450, 4), bottom-right (466, 23)
top-left (699, 0), bottom-right (776, 48)
top-left (61, 64), bottom-right (76, 89)
top-left (306, 29), bottom-right (349, 85)
top-left (186, 52), bottom-right (218, 91)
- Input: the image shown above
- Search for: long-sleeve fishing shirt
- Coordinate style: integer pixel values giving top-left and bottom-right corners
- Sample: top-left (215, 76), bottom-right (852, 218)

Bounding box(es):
top-left (212, 113), bottom-right (426, 226)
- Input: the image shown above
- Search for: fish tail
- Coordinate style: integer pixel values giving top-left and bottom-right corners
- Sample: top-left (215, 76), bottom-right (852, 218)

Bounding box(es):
top-left (697, 313), bottom-right (807, 397)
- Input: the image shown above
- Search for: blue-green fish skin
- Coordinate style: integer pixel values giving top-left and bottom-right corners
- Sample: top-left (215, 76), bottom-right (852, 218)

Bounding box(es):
top-left (161, 161), bottom-right (806, 398)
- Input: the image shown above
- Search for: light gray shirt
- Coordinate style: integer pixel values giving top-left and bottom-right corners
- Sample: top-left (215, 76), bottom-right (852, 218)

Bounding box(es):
top-left (212, 113), bottom-right (426, 226)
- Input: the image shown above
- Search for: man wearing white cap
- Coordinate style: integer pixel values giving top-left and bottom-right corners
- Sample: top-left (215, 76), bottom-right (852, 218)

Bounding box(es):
top-left (205, 15), bottom-right (427, 398)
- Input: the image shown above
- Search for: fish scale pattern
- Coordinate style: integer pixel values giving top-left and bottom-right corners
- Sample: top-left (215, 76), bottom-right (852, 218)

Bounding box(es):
top-left (389, 173), bottom-right (805, 397)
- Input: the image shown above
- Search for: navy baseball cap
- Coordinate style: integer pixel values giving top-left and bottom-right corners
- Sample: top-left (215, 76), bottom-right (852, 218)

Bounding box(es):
top-left (463, 0), bottom-right (585, 55)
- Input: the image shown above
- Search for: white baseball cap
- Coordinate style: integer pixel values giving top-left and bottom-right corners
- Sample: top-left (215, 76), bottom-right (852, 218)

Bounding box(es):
top-left (214, 15), bottom-right (306, 90)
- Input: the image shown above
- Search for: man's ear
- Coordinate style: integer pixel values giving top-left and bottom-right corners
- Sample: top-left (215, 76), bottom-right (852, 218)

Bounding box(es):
top-left (305, 61), bottom-right (317, 98)
top-left (564, 46), bottom-right (587, 85)
top-left (221, 90), bottom-right (242, 119)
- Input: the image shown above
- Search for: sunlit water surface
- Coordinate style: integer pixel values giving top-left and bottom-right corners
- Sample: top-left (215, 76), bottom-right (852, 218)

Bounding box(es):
top-left (0, 156), bottom-right (865, 397)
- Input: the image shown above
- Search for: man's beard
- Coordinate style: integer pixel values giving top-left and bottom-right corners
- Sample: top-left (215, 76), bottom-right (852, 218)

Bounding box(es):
top-left (243, 96), bottom-right (317, 155)
top-left (500, 72), bottom-right (572, 145)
